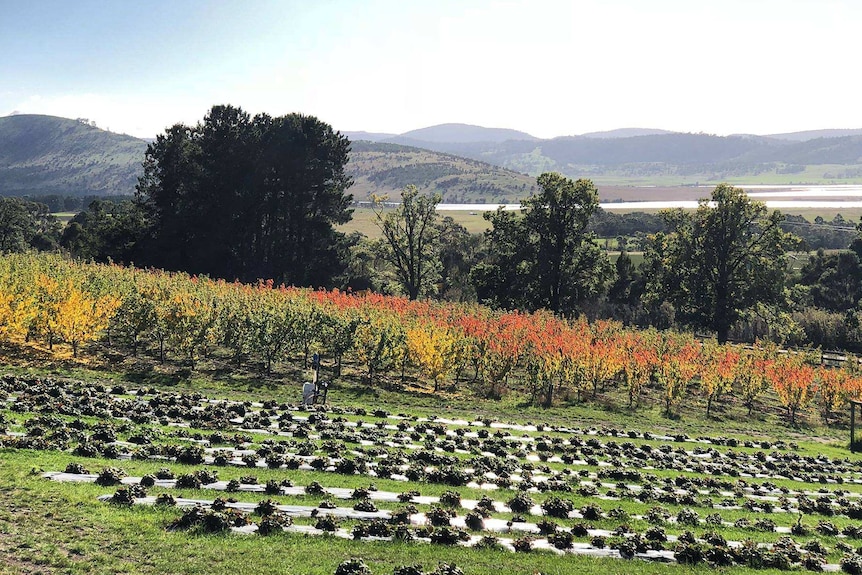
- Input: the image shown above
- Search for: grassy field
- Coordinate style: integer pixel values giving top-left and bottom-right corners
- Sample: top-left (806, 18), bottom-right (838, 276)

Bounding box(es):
top-left (340, 206), bottom-right (859, 242)
top-left (3, 328), bottom-right (862, 575)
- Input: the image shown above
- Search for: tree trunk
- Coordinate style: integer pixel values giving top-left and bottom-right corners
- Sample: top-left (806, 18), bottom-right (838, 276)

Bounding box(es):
top-left (543, 378), bottom-right (553, 408)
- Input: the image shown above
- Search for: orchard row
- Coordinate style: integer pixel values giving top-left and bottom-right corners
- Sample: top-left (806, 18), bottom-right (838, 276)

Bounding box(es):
top-left (0, 253), bottom-right (859, 422)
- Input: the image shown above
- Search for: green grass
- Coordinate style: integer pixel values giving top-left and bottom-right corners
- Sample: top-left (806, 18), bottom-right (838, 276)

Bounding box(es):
top-left (3, 348), bottom-right (862, 574)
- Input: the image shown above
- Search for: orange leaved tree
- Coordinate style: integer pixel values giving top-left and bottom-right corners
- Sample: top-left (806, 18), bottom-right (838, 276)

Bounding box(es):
top-left (700, 340), bottom-right (739, 417)
top-left (767, 354), bottom-right (817, 425)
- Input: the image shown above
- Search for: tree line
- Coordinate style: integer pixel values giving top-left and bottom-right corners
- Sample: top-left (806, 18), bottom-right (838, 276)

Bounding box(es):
top-left (0, 251), bottom-right (857, 424)
top-left (3, 104), bottom-right (862, 351)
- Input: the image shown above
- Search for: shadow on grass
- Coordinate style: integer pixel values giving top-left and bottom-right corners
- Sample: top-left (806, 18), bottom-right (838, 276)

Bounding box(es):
top-left (121, 368), bottom-right (188, 388)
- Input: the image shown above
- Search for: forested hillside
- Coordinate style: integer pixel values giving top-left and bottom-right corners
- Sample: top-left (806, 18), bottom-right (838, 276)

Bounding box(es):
top-left (4, 114), bottom-right (862, 201)
top-left (346, 141), bottom-right (537, 202)
top-left (0, 116), bottom-right (537, 202)
top-left (0, 115), bottom-right (147, 196)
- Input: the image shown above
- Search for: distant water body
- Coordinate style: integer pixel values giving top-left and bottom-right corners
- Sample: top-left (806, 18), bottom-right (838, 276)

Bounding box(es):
top-left (436, 184), bottom-right (862, 211)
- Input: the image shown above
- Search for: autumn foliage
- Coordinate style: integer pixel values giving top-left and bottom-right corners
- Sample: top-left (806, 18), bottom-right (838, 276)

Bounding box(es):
top-left (0, 253), bottom-right (860, 425)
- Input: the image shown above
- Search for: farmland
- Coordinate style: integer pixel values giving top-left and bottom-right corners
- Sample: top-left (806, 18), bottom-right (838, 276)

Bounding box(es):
top-left (4, 371), bottom-right (862, 575)
top-left (4, 253), bottom-right (862, 573)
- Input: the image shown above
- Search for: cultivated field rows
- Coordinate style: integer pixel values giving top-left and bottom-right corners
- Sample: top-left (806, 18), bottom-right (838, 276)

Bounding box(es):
top-left (6, 375), bottom-right (862, 572)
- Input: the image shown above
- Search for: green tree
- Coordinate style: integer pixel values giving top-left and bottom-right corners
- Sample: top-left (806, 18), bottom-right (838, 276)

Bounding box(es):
top-left (472, 173), bottom-right (611, 314)
top-left (436, 216), bottom-right (481, 301)
top-left (0, 198), bottom-right (60, 253)
top-left (646, 184), bottom-right (796, 343)
top-left (136, 105), bottom-right (353, 287)
top-left (372, 185), bottom-right (441, 300)
top-left (608, 249), bottom-right (639, 305)
top-left (60, 199), bottom-right (147, 263)
top-left (798, 249), bottom-right (862, 312)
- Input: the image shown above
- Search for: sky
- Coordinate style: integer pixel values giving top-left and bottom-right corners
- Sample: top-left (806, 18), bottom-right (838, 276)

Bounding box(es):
top-left (1, 0), bottom-right (860, 139)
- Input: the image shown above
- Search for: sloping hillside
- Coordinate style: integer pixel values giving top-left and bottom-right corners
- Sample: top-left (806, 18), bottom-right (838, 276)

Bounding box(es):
top-left (0, 114), bottom-right (148, 196)
top-left (394, 123), bottom-right (537, 143)
top-left (0, 115), bottom-right (536, 202)
top-left (346, 141), bottom-right (537, 202)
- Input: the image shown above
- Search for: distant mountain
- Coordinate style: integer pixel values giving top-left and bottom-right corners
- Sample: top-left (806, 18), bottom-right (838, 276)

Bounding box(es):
top-left (0, 115), bottom-right (536, 203)
top-left (390, 123), bottom-right (538, 144)
top-left (0, 114), bottom-right (147, 196)
top-left (765, 129), bottom-right (862, 142)
top-left (342, 131), bottom-right (395, 142)
top-left (5, 114), bottom-right (862, 203)
top-left (346, 141), bottom-right (537, 203)
top-left (579, 128), bottom-right (676, 139)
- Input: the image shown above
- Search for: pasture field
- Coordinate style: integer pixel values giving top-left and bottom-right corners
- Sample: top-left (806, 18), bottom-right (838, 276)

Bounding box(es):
top-left (338, 207), bottom-right (861, 242)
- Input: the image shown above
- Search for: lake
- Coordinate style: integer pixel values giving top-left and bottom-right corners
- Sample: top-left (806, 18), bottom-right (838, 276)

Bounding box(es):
top-left (436, 184), bottom-right (862, 211)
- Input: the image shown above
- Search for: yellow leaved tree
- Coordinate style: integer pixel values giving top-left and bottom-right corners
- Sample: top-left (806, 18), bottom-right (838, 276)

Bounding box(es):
top-left (406, 321), bottom-right (459, 393)
top-left (54, 285), bottom-right (120, 357)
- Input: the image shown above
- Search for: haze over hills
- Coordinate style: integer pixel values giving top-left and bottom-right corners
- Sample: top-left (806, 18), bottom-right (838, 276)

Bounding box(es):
top-left (762, 129), bottom-right (862, 142)
top-left (0, 114), bottom-right (147, 196)
top-left (0, 115), bottom-right (537, 201)
top-left (3, 114), bottom-right (862, 201)
top-left (579, 128), bottom-right (675, 139)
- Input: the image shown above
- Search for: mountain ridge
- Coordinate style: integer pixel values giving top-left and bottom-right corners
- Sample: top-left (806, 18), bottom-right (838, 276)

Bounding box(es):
top-left (4, 114), bottom-right (862, 201)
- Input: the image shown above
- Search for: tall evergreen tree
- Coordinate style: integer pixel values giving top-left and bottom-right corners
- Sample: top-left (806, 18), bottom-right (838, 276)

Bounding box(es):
top-left (135, 105), bottom-right (353, 286)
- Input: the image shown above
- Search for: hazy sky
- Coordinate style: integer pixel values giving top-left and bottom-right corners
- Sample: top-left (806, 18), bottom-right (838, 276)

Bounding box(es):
top-left (1, 0), bottom-right (859, 139)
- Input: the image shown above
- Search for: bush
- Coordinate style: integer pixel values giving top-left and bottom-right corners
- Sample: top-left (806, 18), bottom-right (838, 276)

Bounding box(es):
top-left (465, 511), bottom-right (485, 531)
top-left (426, 506), bottom-right (453, 527)
top-left (548, 530), bottom-right (574, 549)
top-left (541, 496), bottom-right (574, 519)
top-left (353, 499), bottom-right (378, 513)
top-left (264, 479), bottom-right (282, 495)
top-left (255, 499), bottom-right (279, 516)
top-left (507, 492), bottom-right (534, 514)
top-left (473, 535), bottom-right (503, 550)
top-left (64, 462), bottom-right (89, 474)
top-left (95, 467), bottom-right (126, 486)
top-left (676, 508), bottom-right (700, 526)
top-left (315, 515), bottom-right (339, 532)
top-left (536, 518), bottom-right (557, 535)
top-left (646, 506), bottom-right (671, 525)
top-left (109, 486), bottom-right (137, 505)
top-left (428, 564), bottom-right (464, 575)
top-left (334, 558), bottom-right (372, 575)
top-left (176, 473), bottom-right (202, 490)
top-left (439, 490), bottom-right (461, 509)
top-left (705, 544), bottom-right (734, 567)
top-left (257, 513), bottom-right (292, 535)
top-left (155, 493), bottom-right (176, 506)
top-left (306, 481), bottom-right (327, 496)
top-left (430, 526), bottom-right (469, 546)
top-left (674, 542), bottom-right (706, 565)
top-left (644, 525), bottom-right (667, 542)
top-left (580, 503), bottom-right (603, 521)
top-left (818, 520), bottom-right (840, 536)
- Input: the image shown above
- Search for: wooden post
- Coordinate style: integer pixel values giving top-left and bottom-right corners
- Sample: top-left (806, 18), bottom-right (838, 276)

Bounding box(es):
top-left (852, 401), bottom-right (861, 452)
